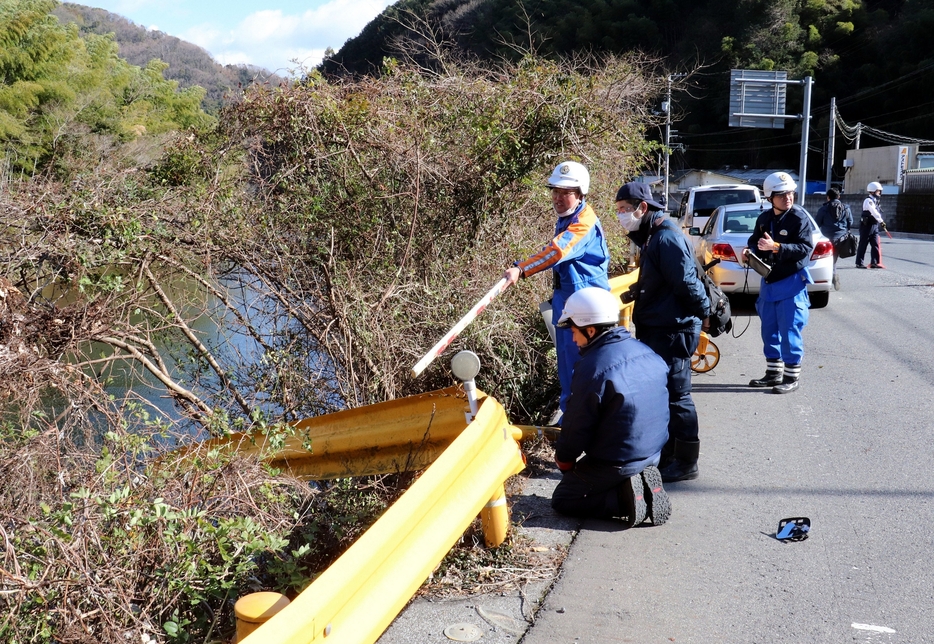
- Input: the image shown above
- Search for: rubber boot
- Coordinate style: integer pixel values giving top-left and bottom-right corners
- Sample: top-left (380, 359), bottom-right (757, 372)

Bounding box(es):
top-left (657, 440), bottom-right (675, 470)
top-left (772, 363), bottom-right (801, 394)
top-left (749, 358), bottom-right (783, 387)
top-left (659, 439), bottom-right (700, 483)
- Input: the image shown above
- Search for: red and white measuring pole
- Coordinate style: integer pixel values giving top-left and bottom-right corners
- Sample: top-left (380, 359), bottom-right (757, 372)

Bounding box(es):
top-left (410, 278), bottom-right (508, 378)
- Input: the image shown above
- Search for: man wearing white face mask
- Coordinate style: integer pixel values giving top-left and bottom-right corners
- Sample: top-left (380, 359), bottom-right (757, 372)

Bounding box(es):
top-left (616, 182), bottom-right (709, 483)
top-left (503, 161), bottom-right (610, 421)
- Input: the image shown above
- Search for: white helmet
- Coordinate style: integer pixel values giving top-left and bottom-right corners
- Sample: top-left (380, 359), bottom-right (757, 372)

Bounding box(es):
top-left (547, 161), bottom-right (590, 196)
top-left (763, 172), bottom-right (797, 197)
top-left (867, 181), bottom-right (883, 193)
top-left (556, 287), bottom-right (619, 328)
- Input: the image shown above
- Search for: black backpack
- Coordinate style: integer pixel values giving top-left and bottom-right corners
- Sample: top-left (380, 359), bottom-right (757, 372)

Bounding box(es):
top-left (695, 257), bottom-right (732, 338)
top-left (832, 200), bottom-right (848, 222)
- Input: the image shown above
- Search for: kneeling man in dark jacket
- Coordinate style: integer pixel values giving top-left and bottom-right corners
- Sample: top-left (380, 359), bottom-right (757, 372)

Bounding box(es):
top-left (551, 287), bottom-right (672, 527)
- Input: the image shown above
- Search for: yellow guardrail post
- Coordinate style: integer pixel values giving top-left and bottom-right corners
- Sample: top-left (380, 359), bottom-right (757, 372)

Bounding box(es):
top-left (480, 483), bottom-right (509, 547)
top-left (234, 592), bottom-right (290, 642)
top-left (238, 395), bottom-right (525, 644)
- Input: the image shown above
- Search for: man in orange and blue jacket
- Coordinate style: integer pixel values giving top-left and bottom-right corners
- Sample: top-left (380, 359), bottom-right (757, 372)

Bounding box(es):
top-left (503, 161), bottom-right (610, 421)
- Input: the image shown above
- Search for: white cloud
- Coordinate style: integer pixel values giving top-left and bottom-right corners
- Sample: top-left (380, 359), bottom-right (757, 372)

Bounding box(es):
top-left (180, 0), bottom-right (393, 75)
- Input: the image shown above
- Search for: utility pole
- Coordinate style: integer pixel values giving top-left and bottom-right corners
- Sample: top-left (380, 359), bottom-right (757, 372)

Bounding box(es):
top-left (855, 122), bottom-right (862, 149)
top-left (662, 73), bottom-right (686, 212)
top-left (826, 96), bottom-right (836, 191)
top-left (798, 76), bottom-right (813, 195)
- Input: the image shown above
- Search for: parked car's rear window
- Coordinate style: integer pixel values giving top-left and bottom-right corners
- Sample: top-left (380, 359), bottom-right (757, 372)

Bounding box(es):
top-left (722, 209), bottom-right (761, 233)
top-left (694, 190), bottom-right (758, 210)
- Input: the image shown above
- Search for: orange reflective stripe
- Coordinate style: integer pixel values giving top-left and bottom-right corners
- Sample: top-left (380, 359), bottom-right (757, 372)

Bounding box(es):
top-left (518, 206), bottom-right (598, 278)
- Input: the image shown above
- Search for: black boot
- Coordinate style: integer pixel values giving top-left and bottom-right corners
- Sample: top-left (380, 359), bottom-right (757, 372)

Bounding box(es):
top-left (657, 440), bottom-right (675, 470)
top-left (772, 363), bottom-right (801, 394)
top-left (749, 359), bottom-right (783, 387)
top-left (659, 439), bottom-right (700, 482)
top-left (617, 475), bottom-right (647, 528)
top-left (640, 466), bottom-right (671, 525)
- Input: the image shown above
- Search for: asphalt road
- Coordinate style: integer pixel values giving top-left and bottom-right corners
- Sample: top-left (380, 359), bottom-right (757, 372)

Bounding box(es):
top-left (382, 234), bottom-right (934, 644)
top-left (522, 235), bottom-right (934, 644)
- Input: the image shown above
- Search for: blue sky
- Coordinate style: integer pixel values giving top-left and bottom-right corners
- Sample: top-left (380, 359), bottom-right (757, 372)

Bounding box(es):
top-left (84, 0), bottom-right (396, 75)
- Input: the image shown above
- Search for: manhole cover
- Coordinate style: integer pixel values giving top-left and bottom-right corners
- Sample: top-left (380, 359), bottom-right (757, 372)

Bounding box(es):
top-left (443, 622), bottom-right (483, 642)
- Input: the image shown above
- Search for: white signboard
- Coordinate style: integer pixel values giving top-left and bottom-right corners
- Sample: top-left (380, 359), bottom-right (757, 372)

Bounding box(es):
top-left (896, 146), bottom-right (909, 186)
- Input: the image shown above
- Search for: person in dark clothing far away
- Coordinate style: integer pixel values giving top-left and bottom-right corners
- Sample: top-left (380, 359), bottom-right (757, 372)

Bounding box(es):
top-left (814, 188), bottom-right (852, 290)
top-left (551, 287), bottom-right (671, 527)
top-left (617, 182), bottom-right (709, 483)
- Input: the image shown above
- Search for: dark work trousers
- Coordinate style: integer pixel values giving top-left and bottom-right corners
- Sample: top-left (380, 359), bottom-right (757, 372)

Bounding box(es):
top-left (552, 456), bottom-right (649, 518)
top-left (856, 222), bottom-right (881, 266)
top-left (637, 325), bottom-right (700, 444)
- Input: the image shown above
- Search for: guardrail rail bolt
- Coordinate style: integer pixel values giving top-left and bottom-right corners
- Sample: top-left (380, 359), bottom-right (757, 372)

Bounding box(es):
top-left (234, 592), bottom-right (290, 642)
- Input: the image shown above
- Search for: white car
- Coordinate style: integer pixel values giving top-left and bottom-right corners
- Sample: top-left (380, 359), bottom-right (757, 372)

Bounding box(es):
top-left (689, 202), bottom-right (834, 308)
top-left (677, 184), bottom-right (763, 232)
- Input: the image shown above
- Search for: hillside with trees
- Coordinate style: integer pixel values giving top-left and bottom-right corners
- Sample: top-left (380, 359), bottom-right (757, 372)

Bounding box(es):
top-left (322, 0), bottom-right (934, 178)
top-left (1, 0), bottom-right (217, 173)
top-left (53, 3), bottom-right (284, 113)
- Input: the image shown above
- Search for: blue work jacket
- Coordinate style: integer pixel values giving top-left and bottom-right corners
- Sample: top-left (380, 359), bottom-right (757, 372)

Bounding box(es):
top-left (554, 327), bottom-right (670, 477)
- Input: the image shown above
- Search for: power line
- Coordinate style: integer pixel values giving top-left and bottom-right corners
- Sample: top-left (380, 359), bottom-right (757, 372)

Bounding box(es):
top-left (834, 104), bottom-right (934, 146)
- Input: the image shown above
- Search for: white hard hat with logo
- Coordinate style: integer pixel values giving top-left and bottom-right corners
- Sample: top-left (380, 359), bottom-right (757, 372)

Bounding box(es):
top-left (763, 172), bottom-right (797, 197)
top-left (547, 161), bottom-right (590, 196)
top-left (556, 287), bottom-right (619, 328)
top-left (866, 181), bottom-right (883, 193)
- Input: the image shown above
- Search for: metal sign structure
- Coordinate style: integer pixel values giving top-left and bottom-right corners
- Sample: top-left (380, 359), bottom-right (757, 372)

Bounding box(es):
top-left (728, 69), bottom-right (813, 192)
top-left (729, 70), bottom-right (789, 129)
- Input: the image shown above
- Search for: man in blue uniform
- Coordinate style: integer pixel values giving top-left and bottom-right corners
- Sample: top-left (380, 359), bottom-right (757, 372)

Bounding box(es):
top-left (744, 172), bottom-right (815, 394)
top-left (550, 287), bottom-right (671, 527)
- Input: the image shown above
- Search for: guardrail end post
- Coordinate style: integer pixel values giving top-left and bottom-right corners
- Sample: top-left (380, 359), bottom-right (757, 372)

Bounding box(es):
top-left (234, 592), bottom-right (290, 642)
top-left (480, 484), bottom-right (509, 547)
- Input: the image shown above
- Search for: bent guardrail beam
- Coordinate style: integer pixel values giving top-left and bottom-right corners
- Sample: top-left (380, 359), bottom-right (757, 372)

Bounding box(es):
top-left (238, 394), bottom-right (525, 644)
top-left (186, 387), bottom-right (479, 480)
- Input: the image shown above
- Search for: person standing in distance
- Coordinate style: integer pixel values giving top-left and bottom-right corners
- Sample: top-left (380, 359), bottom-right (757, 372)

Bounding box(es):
top-left (855, 181), bottom-right (886, 269)
top-left (744, 172), bottom-right (814, 394)
top-left (550, 287), bottom-right (671, 527)
top-left (814, 188), bottom-right (852, 290)
top-left (616, 182), bottom-right (709, 483)
top-left (502, 161), bottom-right (610, 423)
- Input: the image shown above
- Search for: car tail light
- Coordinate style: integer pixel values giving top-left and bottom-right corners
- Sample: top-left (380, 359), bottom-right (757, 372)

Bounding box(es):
top-left (712, 243), bottom-right (738, 262)
top-left (811, 240), bottom-right (833, 260)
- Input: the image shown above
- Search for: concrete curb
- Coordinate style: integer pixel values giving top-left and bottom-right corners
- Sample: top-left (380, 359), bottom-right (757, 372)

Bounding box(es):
top-left (377, 473), bottom-right (578, 644)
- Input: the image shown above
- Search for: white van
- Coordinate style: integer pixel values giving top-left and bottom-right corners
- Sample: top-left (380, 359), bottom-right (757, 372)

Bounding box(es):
top-left (677, 184), bottom-right (763, 232)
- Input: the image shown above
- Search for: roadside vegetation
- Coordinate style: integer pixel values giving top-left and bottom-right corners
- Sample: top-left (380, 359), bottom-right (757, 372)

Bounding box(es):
top-left (1, 3), bottom-right (665, 641)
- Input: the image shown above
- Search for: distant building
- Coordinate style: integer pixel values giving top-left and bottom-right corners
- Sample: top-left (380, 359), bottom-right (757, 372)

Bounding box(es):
top-left (843, 144), bottom-right (921, 195)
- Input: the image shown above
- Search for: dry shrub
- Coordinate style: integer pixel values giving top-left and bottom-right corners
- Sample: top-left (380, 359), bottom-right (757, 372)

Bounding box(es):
top-left (0, 413), bottom-right (407, 643)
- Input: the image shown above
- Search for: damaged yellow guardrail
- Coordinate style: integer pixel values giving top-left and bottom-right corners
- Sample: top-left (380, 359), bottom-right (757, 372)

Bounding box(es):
top-left (228, 389), bottom-right (525, 644)
top-left (208, 272), bottom-right (640, 643)
top-left (194, 387), bottom-right (482, 481)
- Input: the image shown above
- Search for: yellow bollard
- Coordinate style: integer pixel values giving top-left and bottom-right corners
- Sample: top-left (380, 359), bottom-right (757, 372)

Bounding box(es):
top-left (480, 484), bottom-right (509, 547)
top-left (234, 592), bottom-right (290, 642)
